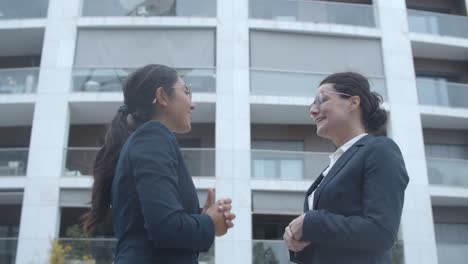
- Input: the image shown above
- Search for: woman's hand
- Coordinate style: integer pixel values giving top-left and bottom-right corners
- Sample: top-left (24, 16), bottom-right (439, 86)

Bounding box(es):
top-left (289, 213), bottom-right (306, 240)
top-left (284, 214), bottom-right (310, 252)
top-left (203, 188), bottom-right (236, 236)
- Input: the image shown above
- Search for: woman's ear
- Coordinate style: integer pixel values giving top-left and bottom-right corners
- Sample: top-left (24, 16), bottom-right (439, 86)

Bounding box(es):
top-left (154, 87), bottom-right (169, 107)
top-left (349, 96), bottom-right (361, 111)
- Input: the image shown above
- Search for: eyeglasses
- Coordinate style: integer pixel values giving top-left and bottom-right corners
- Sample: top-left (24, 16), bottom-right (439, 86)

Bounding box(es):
top-left (308, 91), bottom-right (353, 111)
top-left (152, 84), bottom-right (193, 104)
top-left (183, 84), bottom-right (192, 97)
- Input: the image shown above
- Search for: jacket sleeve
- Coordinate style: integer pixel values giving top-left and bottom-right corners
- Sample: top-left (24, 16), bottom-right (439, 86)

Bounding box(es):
top-left (129, 130), bottom-right (214, 252)
top-left (301, 137), bottom-right (409, 251)
top-left (289, 249), bottom-right (306, 263)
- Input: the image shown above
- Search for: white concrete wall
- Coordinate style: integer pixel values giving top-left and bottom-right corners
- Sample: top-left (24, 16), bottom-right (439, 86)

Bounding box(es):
top-left (15, 0), bottom-right (80, 262)
top-left (375, 1), bottom-right (439, 264)
top-left (215, 0), bottom-right (252, 263)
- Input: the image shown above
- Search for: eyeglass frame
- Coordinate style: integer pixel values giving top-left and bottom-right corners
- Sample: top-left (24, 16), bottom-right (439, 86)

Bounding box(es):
top-left (182, 83), bottom-right (192, 98)
top-left (152, 83), bottom-right (193, 104)
top-left (308, 91), bottom-right (354, 112)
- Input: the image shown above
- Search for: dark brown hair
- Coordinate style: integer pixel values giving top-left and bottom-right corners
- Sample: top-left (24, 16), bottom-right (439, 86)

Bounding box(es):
top-left (81, 64), bottom-right (178, 233)
top-left (320, 72), bottom-right (387, 133)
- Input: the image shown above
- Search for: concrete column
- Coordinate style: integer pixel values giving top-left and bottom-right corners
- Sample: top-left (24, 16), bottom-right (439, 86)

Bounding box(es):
top-left (374, 1), bottom-right (438, 264)
top-left (215, 0), bottom-right (252, 263)
top-left (15, 0), bottom-right (79, 263)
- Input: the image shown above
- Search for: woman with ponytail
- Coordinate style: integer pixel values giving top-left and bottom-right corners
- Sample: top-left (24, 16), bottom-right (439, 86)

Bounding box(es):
top-left (82, 64), bottom-right (235, 263)
top-left (283, 72), bottom-right (409, 264)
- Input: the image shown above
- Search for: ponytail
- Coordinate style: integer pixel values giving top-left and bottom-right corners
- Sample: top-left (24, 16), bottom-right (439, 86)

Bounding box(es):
top-left (82, 110), bottom-right (132, 233)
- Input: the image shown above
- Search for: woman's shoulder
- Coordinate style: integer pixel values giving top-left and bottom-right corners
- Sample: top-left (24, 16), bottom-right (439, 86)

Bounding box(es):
top-left (127, 121), bottom-right (178, 155)
top-left (365, 135), bottom-right (403, 155)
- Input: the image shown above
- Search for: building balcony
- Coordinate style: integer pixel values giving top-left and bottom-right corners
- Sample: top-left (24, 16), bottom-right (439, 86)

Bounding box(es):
top-left (416, 78), bottom-right (468, 109)
top-left (408, 9), bottom-right (468, 39)
top-left (250, 69), bottom-right (387, 100)
top-left (253, 240), bottom-right (289, 263)
top-left (64, 147), bottom-right (215, 177)
top-left (0, 68), bottom-right (39, 95)
top-left (253, 237), bottom-right (404, 263)
top-left (250, 0), bottom-right (376, 27)
top-left (251, 150), bottom-right (329, 180)
top-left (0, 237), bottom-right (17, 264)
top-left (0, 148), bottom-right (28, 176)
top-left (80, 0), bottom-right (216, 18)
top-left (72, 67), bottom-right (216, 93)
top-left (437, 243), bottom-right (468, 264)
top-left (0, 0), bottom-right (48, 20)
top-left (427, 158), bottom-right (468, 188)
top-left (56, 238), bottom-right (214, 263)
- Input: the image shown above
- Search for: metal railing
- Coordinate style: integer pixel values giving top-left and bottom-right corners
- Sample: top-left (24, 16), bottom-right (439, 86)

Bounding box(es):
top-left (250, 69), bottom-right (387, 100)
top-left (0, 238), bottom-right (17, 264)
top-left (408, 9), bottom-right (468, 39)
top-left (80, 0), bottom-right (216, 17)
top-left (250, 0), bottom-right (377, 27)
top-left (72, 67), bottom-right (216, 93)
top-left (64, 147), bottom-right (215, 177)
top-left (0, 68), bottom-right (39, 94)
top-left (0, 148), bottom-right (28, 176)
top-left (416, 78), bottom-right (468, 108)
top-left (426, 157), bottom-right (468, 188)
top-left (0, 1), bottom-right (48, 20)
top-left (251, 150), bottom-right (329, 180)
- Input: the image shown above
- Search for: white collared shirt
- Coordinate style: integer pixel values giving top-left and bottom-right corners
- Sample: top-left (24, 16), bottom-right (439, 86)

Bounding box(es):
top-left (308, 133), bottom-right (368, 210)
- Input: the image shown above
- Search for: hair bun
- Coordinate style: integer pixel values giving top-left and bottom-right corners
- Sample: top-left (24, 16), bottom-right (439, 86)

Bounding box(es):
top-left (367, 108), bottom-right (387, 133)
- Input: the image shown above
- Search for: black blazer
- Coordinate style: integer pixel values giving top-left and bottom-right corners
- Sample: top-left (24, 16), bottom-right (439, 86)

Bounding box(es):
top-left (290, 135), bottom-right (409, 264)
top-left (111, 121), bottom-right (214, 264)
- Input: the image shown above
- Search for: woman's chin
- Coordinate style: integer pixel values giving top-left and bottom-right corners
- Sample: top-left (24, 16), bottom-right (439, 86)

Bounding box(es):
top-left (316, 126), bottom-right (329, 139)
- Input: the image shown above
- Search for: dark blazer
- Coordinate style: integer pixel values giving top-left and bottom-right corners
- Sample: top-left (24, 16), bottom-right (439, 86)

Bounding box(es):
top-left (111, 121), bottom-right (214, 264)
top-left (290, 135), bottom-right (409, 264)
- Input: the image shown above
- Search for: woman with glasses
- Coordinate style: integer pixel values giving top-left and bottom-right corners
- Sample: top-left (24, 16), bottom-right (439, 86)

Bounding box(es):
top-left (284, 72), bottom-right (409, 264)
top-left (82, 64), bottom-right (235, 263)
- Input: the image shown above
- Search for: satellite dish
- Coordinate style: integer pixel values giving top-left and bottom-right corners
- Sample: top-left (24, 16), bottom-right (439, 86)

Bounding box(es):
top-left (120, 0), bottom-right (176, 15)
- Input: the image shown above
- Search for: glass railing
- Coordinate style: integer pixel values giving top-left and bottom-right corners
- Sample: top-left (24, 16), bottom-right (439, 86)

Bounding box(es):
top-left (416, 78), bottom-right (468, 108)
top-left (0, 238), bottom-right (17, 264)
top-left (253, 239), bottom-right (404, 263)
top-left (56, 238), bottom-right (116, 263)
top-left (426, 157), bottom-right (468, 188)
top-left (56, 238), bottom-right (214, 263)
top-left (181, 148), bottom-right (215, 177)
top-left (437, 243), bottom-right (468, 264)
top-left (250, 0), bottom-right (376, 27)
top-left (0, 68), bottom-right (39, 94)
top-left (408, 9), bottom-right (468, 39)
top-left (0, 1), bottom-right (49, 20)
top-left (250, 69), bottom-right (387, 100)
top-left (251, 150), bottom-right (329, 180)
top-left (64, 147), bottom-right (215, 177)
top-left (0, 148), bottom-right (28, 176)
top-left (253, 240), bottom-right (289, 264)
top-left (72, 67), bottom-right (216, 93)
top-left (81, 0), bottom-right (216, 17)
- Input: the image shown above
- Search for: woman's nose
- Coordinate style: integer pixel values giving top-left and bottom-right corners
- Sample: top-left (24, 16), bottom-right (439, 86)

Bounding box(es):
top-left (309, 104), bottom-right (319, 117)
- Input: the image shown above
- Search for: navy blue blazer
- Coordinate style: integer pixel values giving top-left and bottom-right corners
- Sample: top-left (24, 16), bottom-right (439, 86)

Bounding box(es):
top-left (111, 121), bottom-right (214, 264)
top-left (290, 135), bottom-right (409, 264)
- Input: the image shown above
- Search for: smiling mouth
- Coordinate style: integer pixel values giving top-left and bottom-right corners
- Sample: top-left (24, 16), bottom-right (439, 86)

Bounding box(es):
top-left (315, 117), bottom-right (325, 124)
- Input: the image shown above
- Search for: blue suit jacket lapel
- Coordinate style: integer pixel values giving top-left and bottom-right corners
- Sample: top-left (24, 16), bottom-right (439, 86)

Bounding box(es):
top-left (304, 172), bottom-right (326, 212)
top-left (312, 135), bottom-right (371, 210)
